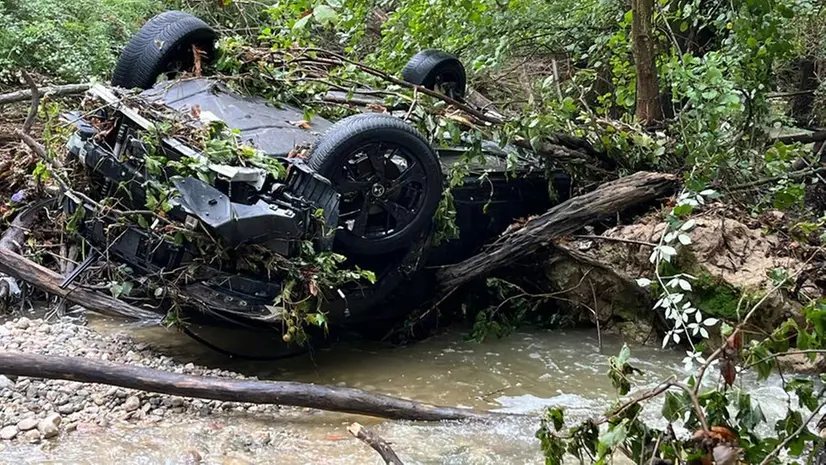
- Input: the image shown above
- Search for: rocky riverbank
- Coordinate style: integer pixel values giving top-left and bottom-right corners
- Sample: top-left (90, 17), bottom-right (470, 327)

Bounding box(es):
top-left (0, 316), bottom-right (287, 444)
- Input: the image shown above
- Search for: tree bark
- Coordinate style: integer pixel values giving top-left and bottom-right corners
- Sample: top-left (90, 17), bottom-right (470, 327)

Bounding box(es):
top-left (348, 422), bottom-right (405, 464)
top-left (435, 172), bottom-right (678, 291)
top-left (631, 0), bottom-right (662, 123)
top-left (0, 352), bottom-right (506, 422)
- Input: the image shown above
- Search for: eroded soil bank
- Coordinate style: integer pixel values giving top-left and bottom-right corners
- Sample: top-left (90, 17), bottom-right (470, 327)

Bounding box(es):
top-left (0, 314), bottom-right (803, 464)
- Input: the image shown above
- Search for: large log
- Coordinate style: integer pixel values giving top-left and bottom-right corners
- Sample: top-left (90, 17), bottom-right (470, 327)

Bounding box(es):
top-left (0, 352), bottom-right (506, 422)
top-left (435, 171), bottom-right (679, 291)
top-left (0, 248), bottom-right (160, 321)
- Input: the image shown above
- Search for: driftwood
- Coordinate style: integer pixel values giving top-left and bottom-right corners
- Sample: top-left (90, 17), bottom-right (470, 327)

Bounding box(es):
top-left (348, 422), bottom-right (404, 464)
top-left (435, 171), bottom-right (679, 291)
top-left (0, 83), bottom-right (91, 106)
top-left (0, 352), bottom-right (506, 422)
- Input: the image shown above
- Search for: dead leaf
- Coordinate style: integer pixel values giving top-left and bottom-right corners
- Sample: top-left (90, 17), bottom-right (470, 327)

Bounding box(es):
top-left (192, 45), bottom-right (204, 77)
top-left (190, 104), bottom-right (201, 120)
top-left (721, 358), bottom-right (736, 386)
top-left (308, 279), bottom-right (318, 297)
top-left (294, 120), bottom-right (312, 129)
top-left (712, 444), bottom-right (740, 465)
top-left (287, 146), bottom-right (308, 159)
top-left (366, 103), bottom-right (387, 113)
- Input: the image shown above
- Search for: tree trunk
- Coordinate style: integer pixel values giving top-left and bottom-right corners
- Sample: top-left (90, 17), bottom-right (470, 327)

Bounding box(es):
top-left (435, 172), bottom-right (678, 291)
top-left (631, 0), bottom-right (662, 123)
top-left (791, 59), bottom-right (818, 125)
top-left (0, 352), bottom-right (506, 422)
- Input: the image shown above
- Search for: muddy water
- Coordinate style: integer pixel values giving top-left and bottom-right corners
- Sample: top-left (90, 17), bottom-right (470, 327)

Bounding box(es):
top-left (0, 320), bottom-right (800, 464)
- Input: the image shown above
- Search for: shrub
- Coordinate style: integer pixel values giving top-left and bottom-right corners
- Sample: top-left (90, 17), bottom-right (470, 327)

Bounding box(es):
top-left (0, 0), bottom-right (168, 83)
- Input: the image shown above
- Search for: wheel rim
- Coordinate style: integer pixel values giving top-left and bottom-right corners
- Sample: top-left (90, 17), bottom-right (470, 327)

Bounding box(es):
top-left (331, 141), bottom-right (429, 242)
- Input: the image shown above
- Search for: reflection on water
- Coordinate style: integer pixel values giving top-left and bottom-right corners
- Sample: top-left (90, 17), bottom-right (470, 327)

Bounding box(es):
top-left (0, 320), bottom-right (802, 464)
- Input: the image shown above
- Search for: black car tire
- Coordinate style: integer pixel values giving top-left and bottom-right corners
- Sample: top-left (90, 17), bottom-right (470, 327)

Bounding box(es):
top-left (112, 11), bottom-right (218, 90)
top-left (308, 113), bottom-right (443, 255)
top-left (402, 49), bottom-right (467, 99)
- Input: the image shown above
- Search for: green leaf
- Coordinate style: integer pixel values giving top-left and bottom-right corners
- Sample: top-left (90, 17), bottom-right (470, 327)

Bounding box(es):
top-left (598, 423), bottom-right (627, 455)
top-left (662, 391), bottom-right (689, 422)
top-left (293, 14), bottom-right (311, 30)
top-left (547, 407), bottom-right (564, 431)
top-left (313, 5), bottom-right (338, 25)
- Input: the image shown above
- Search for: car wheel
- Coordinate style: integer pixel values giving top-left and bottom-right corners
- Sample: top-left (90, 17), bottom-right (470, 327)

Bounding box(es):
top-left (402, 49), bottom-right (467, 100)
top-left (308, 113), bottom-right (443, 255)
top-left (112, 11), bottom-right (218, 90)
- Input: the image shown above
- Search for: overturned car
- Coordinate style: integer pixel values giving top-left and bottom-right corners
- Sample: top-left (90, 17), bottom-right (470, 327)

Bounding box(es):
top-left (61, 11), bottom-right (569, 330)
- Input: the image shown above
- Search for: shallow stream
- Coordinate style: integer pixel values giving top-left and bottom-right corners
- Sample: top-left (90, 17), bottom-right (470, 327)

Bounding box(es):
top-left (0, 320), bottom-right (802, 464)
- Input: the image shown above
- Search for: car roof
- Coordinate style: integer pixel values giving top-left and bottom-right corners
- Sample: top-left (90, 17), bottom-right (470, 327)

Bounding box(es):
top-left (139, 78), bottom-right (333, 157)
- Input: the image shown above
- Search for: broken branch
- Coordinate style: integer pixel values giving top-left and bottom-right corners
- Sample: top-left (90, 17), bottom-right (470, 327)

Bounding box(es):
top-left (348, 422), bottom-right (405, 464)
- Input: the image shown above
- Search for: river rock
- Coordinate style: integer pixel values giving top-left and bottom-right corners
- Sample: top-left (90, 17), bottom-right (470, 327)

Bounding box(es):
top-left (14, 317), bottom-right (30, 330)
top-left (43, 412), bottom-right (61, 428)
top-left (23, 429), bottom-right (41, 443)
top-left (57, 403), bottom-right (75, 415)
top-left (16, 418), bottom-right (38, 431)
top-left (177, 449), bottom-right (202, 465)
top-left (37, 415), bottom-right (60, 439)
top-left (123, 396), bottom-right (141, 412)
top-left (0, 426), bottom-right (17, 440)
top-left (0, 376), bottom-right (13, 391)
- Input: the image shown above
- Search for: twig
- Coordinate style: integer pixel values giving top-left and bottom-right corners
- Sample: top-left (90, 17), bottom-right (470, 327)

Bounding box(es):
top-left (589, 278), bottom-right (603, 353)
top-left (599, 380), bottom-right (709, 431)
top-left (21, 71), bottom-right (40, 135)
top-left (404, 87), bottom-right (418, 121)
top-left (347, 422), bottom-right (404, 464)
top-left (302, 49), bottom-right (505, 125)
top-left (758, 400), bottom-right (826, 465)
top-left (745, 349), bottom-right (826, 369)
top-left (728, 166), bottom-right (826, 192)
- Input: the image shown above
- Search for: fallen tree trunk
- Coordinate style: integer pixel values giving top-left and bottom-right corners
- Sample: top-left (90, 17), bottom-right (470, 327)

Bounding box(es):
top-left (348, 422), bottom-right (404, 464)
top-left (0, 352), bottom-right (507, 422)
top-left (435, 171), bottom-right (679, 291)
top-left (0, 200), bottom-right (159, 321)
top-left (0, 248), bottom-right (160, 321)
top-left (0, 83), bottom-right (91, 106)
